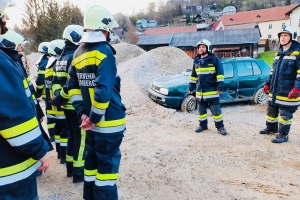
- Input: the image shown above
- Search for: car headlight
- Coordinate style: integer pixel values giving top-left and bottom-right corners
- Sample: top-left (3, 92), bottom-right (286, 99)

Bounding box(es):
top-left (160, 87), bottom-right (169, 95)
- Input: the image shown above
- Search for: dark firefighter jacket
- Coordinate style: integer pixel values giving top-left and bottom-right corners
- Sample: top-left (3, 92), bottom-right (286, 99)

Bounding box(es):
top-left (35, 54), bottom-right (48, 99)
top-left (189, 53), bottom-right (225, 101)
top-left (68, 41), bottom-right (126, 136)
top-left (51, 42), bottom-right (78, 111)
top-left (0, 46), bottom-right (49, 192)
top-left (266, 41), bottom-right (300, 107)
top-left (45, 56), bottom-right (65, 120)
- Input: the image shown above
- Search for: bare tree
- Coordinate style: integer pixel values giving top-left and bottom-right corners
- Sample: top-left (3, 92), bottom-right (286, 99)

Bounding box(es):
top-left (147, 2), bottom-right (156, 19)
top-left (126, 23), bottom-right (139, 44)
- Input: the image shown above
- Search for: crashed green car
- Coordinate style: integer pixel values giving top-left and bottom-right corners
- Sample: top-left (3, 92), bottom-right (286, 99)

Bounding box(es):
top-left (148, 57), bottom-right (271, 112)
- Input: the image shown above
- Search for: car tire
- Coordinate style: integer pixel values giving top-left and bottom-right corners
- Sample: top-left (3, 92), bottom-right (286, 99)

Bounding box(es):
top-left (253, 87), bottom-right (268, 104)
top-left (180, 95), bottom-right (196, 113)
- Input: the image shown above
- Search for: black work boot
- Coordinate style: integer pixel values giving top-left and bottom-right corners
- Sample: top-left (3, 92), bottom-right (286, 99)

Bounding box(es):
top-left (217, 127), bottom-right (227, 135)
top-left (195, 126), bottom-right (208, 133)
top-left (259, 128), bottom-right (278, 134)
top-left (271, 133), bottom-right (288, 143)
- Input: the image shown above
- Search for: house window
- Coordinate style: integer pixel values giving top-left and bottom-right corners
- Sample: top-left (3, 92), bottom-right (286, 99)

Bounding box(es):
top-left (282, 23), bottom-right (286, 28)
top-left (268, 24), bottom-right (272, 29)
top-left (230, 18), bottom-right (233, 21)
top-left (268, 34), bottom-right (272, 38)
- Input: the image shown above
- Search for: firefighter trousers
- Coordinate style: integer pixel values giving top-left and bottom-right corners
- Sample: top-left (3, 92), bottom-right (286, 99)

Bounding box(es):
top-left (46, 114), bottom-right (56, 142)
top-left (83, 131), bottom-right (124, 200)
top-left (55, 118), bottom-right (68, 163)
top-left (265, 103), bottom-right (298, 135)
top-left (197, 99), bottom-right (224, 129)
top-left (0, 174), bottom-right (38, 200)
top-left (65, 110), bottom-right (86, 179)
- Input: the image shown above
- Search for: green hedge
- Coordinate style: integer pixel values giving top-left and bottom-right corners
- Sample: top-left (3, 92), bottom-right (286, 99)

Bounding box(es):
top-left (258, 51), bottom-right (277, 66)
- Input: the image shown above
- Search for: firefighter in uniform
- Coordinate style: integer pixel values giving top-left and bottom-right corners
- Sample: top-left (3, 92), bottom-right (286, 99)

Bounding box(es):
top-left (68, 5), bottom-right (126, 200)
top-left (45, 39), bottom-right (68, 162)
top-left (0, 0), bottom-right (50, 199)
top-left (51, 25), bottom-right (86, 183)
top-left (0, 30), bottom-right (53, 153)
top-left (189, 39), bottom-right (228, 135)
top-left (35, 42), bottom-right (50, 99)
top-left (260, 26), bottom-right (300, 143)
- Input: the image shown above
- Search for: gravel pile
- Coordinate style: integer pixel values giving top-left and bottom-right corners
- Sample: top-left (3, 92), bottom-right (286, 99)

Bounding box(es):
top-left (118, 46), bottom-right (194, 117)
top-left (113, 43), bottom-right (145, 65)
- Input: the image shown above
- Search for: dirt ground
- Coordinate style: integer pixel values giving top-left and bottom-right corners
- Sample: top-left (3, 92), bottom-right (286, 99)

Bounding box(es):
top-left (36, 102), bottom-right (300, 200)
top-left (26, 44), bottom-right (300, 200)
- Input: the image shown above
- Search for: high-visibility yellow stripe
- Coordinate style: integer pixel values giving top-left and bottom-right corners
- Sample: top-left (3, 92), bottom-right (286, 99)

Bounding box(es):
top-left (88, 88), bottom-right (109, 109)
top-left (96, 173), bottom-right (118, 180)
top-left (0, 158), bottom-right (37, 176)
top-left (196, 91), bottom-right (218, 96)
top-left (36, 84), bottom-right (44, 89)
top-left (23, 79), bottom-right (29, 89)
top-left (69, 89), bottom-right (82, 96)
top-left (297, 69), bottom-right (300, 73)
top-left (291, 51), bottom-right (300, 56)
top-left (77, 129), bottom-right (86, 163)
top-left (85, 169), bottom-right (97, 176)
top-left (96, 118), bottom-right (126, 127)
top-left (198, 113), bottom-right (208, 118)
top-left (190, 76), bottom-right (198, 81)
top-left (60, 138), bottom-right (68, 143)
top-left (38, 70), bottom-right (45, 75)
top-left (217, 75), bottom-right (224, 79)
top-left (46, 110), bottom-right (65, 115)
top-left (72, 50), bottom-right (107, 70)
top-left (199, 67), bottom-right (215, 71)
top-left (60, 89), bottom-right (69, 99)
top-left (45, 70), bottom-right (55, 78)
top-left (47, 123), bottom-right (55, 129)
top-left (267, 116), bottom-right (278, 121)
top-left (279, 116), bottom-right (292, 123)
top-left (213, 114), bottom-right (223, 119)
top-left (26, 77), bottom-right (31, 82)
top-left (56, 72), bottom-right (68, 77)
top-left (0, 117), bottom-right (38, 139)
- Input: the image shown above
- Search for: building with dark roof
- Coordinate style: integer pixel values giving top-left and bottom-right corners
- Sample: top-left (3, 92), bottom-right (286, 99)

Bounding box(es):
top-left (137, 28), bottom-right (261, 58)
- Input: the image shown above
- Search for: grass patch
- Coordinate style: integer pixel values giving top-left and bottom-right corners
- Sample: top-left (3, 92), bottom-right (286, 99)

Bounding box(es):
top-left (258, 51), bottom-right (277, 66)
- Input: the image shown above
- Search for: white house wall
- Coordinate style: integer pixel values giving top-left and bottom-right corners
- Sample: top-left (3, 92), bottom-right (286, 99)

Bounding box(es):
top-left (289, 6), bottom-right (300, 42)
top-left (258, 19), bottom-right (290, 39)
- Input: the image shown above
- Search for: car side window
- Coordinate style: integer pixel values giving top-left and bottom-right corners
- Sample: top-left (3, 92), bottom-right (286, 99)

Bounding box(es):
top-left (237, 62), bottom-right (252, 77)
top-left (223, 63), bottom-right (234, 78)
top-left (252, 62), bottom-right (262, 75)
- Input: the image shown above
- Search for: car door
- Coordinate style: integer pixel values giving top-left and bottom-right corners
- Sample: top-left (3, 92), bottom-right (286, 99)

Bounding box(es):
top-left (220, 62), bottom-right (237, 102)
top-left (236, 61), bottom-right (264, 98)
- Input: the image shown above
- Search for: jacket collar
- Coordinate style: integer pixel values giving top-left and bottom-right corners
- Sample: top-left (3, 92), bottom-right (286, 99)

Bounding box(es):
top-left (79, 31), bottom-right (106, 43)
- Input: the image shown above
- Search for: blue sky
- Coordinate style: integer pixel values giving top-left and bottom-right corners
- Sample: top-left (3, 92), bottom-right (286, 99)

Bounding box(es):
top-left (6, 0), bottom-right (160, 28)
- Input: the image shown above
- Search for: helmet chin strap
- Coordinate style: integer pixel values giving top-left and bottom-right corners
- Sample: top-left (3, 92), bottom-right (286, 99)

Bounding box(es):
top-left (281, 39), bottom-right (292, 47)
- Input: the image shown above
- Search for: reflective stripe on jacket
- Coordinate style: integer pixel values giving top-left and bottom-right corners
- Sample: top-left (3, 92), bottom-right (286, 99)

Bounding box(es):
top-left (0, 47), bottom-right (49, 192)
top-left (189, 53), bottom-right (224, 101)
top-left (68, 41), bottom-right (126, 135)
top-left (45, 57), bottom-right (65, 119)
top-left (52, 43), bottom-right (78, 111)
top-left (266, 42), bottom-right (300, 107)
top-left (35, 54), bottom-right (48, 99)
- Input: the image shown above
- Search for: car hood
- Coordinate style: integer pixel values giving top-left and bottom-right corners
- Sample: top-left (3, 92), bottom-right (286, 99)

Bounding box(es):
top-left (152, 74), bottom-right (189, 88)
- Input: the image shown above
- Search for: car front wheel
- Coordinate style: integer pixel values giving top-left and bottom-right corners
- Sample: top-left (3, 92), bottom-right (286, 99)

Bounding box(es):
top-left (253, 87), bottom-right (268, 104)
top-left (180, 95), bottom-right (196, 113)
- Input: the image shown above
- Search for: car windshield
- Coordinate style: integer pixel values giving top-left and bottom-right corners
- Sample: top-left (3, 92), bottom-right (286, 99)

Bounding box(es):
top-left (180, 69), bottom-right (192, 76)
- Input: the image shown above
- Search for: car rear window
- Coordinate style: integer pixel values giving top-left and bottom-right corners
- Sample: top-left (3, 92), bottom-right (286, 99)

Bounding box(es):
top-left (223, 63), bottom-right (234, 78)
top-left (237, 61), bottom-right (262, 76)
